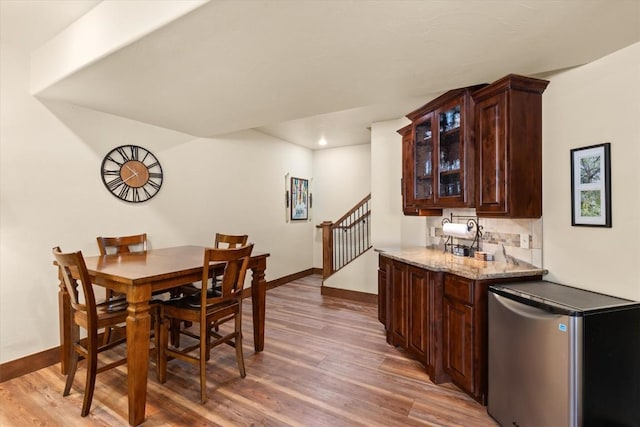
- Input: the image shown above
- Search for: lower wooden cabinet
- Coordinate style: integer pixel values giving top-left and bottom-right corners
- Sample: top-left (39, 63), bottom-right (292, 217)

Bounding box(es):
top-left (378, 254), bottom-right (446, 383)
top-left (443, 274), bottom-right (483, 402)
top-left (443, 298), bottom-right (474, 388)
top-left (378, 253), bottom-right (541, 404)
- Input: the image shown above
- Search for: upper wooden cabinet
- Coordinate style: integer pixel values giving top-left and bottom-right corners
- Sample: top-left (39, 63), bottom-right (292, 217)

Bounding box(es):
top-left (400, 86), bottom-right (486, 213)
top-left (399, 74), bottom-right (549, 218)
top-left (472, 74), bottom-right (549, 217)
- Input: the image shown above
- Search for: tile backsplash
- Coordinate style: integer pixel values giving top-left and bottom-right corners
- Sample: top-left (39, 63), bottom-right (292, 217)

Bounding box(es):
top-left (425, 209), bottom-right (542, 267)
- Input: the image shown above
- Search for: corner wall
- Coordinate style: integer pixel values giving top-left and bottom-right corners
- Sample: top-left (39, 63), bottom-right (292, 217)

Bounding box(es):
top-left (312, 144), bottom-right (371, 269)
top-left (542, 42), bottom-right (640, 300)
top-left (370, 118), bottom-right (427, 248)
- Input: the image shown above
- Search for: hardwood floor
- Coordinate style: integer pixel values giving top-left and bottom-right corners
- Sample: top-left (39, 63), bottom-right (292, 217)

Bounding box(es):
top-left (0, 275), bottom-right (498, 426)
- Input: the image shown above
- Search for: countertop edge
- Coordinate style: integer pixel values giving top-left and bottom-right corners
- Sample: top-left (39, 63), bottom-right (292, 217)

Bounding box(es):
top-left (377, 247), bottom-right (548, 281)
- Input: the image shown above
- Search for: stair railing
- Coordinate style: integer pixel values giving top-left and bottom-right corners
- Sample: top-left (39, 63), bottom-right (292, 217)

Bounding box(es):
top-left (317, 194), bottom-right (371, 279)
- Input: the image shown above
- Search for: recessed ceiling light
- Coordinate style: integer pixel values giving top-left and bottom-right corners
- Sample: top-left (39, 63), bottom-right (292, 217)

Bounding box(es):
top-left (318, 137), bottom-right (327, 146)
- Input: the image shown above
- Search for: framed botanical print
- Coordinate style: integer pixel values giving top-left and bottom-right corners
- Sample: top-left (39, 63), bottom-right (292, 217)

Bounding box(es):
top-left (570, 143), bottom-right (611, 227)
top-left (290, 177), bottom-right (309, 220)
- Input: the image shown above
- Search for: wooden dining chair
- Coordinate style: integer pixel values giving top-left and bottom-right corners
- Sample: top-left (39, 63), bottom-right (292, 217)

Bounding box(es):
top-left (159, 243), bottom-right (254, 403)
top-left (96, 233), bottom-right (147, 255)
top-left (53, 246), bottom-right (129, 417)
top-left (96, 233), bottom-right (147, 301)
top-left (214, 233), bottom-right (249, 249)
top-left (169, 233), bottom-right (249, 346)
top-left (210, 233), bottom-right (249, 333)
top-left (210, 234), bottom-right (249, 292)
top-left (96, 233), bottom-right (148, 344)
top-left (95, 234), bottom-right (164, 377)
top-left (178, 233), bottom-right (248, 296)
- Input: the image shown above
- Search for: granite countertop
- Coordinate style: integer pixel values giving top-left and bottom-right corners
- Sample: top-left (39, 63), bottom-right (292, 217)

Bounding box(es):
top-left (376, 246), bottom-right (548, 281)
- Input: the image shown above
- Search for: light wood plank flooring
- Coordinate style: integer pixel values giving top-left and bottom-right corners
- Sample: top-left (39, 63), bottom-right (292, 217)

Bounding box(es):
top-left (0, 275), bottom-right (498, 426)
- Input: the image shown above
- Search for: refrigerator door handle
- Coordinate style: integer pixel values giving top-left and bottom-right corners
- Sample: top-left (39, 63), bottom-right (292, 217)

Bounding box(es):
top-left (492, 293), bottom-right (566, 319)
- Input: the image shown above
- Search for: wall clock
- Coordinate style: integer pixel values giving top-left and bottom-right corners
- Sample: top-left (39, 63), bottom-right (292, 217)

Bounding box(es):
top-left (101, 145), bottom-right (163, 203)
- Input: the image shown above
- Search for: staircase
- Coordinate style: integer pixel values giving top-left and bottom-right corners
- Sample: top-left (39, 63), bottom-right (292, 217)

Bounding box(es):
top-left (317, 194), bottom-right (371, 279)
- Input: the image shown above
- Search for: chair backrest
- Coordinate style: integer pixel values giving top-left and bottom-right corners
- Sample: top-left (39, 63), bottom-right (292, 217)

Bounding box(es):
top-left (201, 244), bottom-right (254, 308)
top-left (214, 233), bottom-right (248, 249)
top-left (96, 233), bottom-right (147, 255)
top-left (53, 247), bottom-right (97, 329)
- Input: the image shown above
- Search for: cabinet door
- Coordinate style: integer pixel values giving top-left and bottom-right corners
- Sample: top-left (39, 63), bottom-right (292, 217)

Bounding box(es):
top-left (443, 296), bottom-right (474, 394)
top-left (475, 92), bottom-right (508, 215)
top-left (407, 266), bottom-right (430, 361)
top-left (389, 261), bottom-right (408, 347)
top-left (435, 100), bottom-right (464, 205)
top-left (378, 257), bottom-right (388, 326)
top-left (404, 113), bottom-right (436, 209)
top-left (401, 131), bottom-right (419, 215)
top-left (474, 74), bottom-right (547, 218)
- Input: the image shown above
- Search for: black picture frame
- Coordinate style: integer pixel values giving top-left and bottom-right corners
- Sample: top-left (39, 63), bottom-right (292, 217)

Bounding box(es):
top-left (290, 177), bottom-right (309, 220)
top-left (570, 143), bottom-right (611, 227)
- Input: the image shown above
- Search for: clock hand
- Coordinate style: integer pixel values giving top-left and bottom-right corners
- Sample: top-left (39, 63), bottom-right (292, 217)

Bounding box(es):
top-left (122, 173), bottom-right (137, 183)
top-left (124, 164), bottom-right (138, 176)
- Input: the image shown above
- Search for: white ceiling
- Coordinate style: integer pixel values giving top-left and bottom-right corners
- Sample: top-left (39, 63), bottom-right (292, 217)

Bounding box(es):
top-left (5, 0), bottom-right (640, 150)
top-left (0, 0), bottom-right (101, 51)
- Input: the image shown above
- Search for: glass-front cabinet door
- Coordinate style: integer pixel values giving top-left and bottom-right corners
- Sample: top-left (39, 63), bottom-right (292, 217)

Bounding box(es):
top-left (436, 102), bottom-right (464, 203)
top-left (413, 114), bottom-right (435, 204)
top-left (400, 86), bottom-right (480, 213)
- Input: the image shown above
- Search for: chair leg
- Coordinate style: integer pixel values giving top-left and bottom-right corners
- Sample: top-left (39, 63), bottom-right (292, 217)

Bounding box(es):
top-left (63, 349), bottom-right (79, 397)
top-left (81, 348), bottom-right (98, 417)
top-left (153, 308), bottom-right (161, 381)
top-left (205, 322), bottom-right (212, 362)
top-left (103, 290), bottom-right (116, 345)
top-left (235, 314), bottom-right (246, 378)
top-left (170, 318), bottom-right (180, 347)
top-left (64, 325), bottom-right (81, 397)
top-left (200, 326), bottom-right (208, 404)
top-left (102, 327), bottom-right (113, 345)
top-left (159, 316), bottom-right (169, 384)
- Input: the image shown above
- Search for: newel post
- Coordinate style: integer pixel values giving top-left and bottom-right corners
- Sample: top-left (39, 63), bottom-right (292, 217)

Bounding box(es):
top-left (319, 221), bottom-right (334, 279)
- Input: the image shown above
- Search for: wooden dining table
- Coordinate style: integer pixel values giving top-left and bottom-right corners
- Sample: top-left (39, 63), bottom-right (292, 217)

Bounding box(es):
top-left (56, 245), bottom-right (270, 426)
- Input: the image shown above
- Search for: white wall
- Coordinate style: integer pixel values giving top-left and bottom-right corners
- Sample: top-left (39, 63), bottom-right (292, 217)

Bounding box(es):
top-left (323, 118), bottom-right (427, 295)
top-left (371, 118), bottom-right (428, 248)
top-left (323, 249), bottom-right (378, 294)
top-left (542, 42), bottom-right (640, 300)
top-left (311, 144), bottom-right (371, 268)
top-left (0, 37), bottom-right (314, 363)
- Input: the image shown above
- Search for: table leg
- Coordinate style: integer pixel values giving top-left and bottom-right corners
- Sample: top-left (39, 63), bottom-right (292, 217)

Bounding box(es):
top-left (250, 257), bottom-right (267, 352)
top-left (126, 286), bottom-right (152, 426)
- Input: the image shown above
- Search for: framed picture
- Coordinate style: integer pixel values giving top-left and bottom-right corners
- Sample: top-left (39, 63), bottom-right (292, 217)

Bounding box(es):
top-left (570, 143), bottom-right (611, 227)
top-left (290, 177), bottom-right (309, 220)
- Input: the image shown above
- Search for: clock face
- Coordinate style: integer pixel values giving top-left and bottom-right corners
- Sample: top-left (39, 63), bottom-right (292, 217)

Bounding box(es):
top-left (101, 145), bottom-right (163, 203)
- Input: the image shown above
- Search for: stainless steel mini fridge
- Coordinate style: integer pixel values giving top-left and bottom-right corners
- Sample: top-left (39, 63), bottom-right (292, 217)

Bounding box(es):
top-left (488, 281), bottom-right (640, 427)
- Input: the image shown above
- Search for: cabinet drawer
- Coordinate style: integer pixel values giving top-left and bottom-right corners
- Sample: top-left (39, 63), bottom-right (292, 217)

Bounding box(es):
top-left (444, 274), bottom-right (474, 304)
